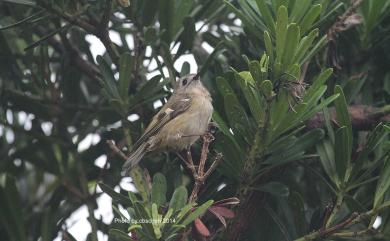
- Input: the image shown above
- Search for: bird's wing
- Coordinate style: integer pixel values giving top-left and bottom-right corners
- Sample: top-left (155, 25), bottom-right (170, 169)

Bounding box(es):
top-left (130, 95), bottom-right (192, 151)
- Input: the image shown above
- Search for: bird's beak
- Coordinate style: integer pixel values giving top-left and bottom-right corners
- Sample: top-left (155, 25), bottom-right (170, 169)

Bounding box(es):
top-left (193, 72), bottom-right (200, 81)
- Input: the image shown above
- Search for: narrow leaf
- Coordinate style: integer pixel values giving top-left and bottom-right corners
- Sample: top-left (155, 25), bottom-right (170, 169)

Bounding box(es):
top-left (169, 186), bottom-right (188, 211)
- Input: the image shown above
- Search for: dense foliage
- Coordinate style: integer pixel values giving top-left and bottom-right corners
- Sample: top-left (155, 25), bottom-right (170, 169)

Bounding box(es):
top-left (0, 0), bottom-right (389, 241)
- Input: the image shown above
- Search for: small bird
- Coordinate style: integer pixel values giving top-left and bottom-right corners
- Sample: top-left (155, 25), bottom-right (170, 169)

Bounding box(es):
top-left (121, 74), bottom-right (213, 175)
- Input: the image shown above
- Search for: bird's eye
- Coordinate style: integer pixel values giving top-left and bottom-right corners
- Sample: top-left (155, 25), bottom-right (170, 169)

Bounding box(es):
top-left (182, 79), bottom-right (188, 86)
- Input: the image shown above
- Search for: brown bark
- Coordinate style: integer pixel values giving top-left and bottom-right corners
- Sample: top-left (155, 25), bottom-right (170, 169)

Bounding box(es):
top-left (306, 105), bottom-right (390, 130)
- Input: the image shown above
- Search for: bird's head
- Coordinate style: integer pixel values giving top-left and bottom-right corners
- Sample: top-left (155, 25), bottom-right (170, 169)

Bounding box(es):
top-left (174, 73), bottom-right (204, 94)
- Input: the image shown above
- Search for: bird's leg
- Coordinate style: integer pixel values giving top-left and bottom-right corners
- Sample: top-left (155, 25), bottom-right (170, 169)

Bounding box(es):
top-left (182, 122), bottom-right (218, 139)
top-left (179, 148), bottom-right (196, 176)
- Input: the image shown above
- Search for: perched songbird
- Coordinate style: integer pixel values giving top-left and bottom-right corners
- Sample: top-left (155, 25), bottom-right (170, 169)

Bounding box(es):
top-left (121, 74), bottom-right (213, 175)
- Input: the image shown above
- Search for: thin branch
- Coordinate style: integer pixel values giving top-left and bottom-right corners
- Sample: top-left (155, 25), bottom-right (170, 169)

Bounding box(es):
top-left (327, 0), bottom-right (366, 41)
top-left (187, 133), bottom-right (222, 203)
top-left (185, 150), bottom-right (197, 176)
top-left (107, 140), bottom-right (128, 161)
top-left (204, 153), bottom-right (223, 179)
top-left (62, 180), bottom-right (86, 200)
top-left (38, 2), bottom-right (96, 33)
top-left (39, 1), bottom-right (119, 65)
top-left (294, 200), bottom-right (390, 241)
top-left (96, 0), bottom-right (119, 65)
top-left (100, 0), bottom-right (113, 29)
top-left (34, 26), bottom-right (100, 82)
top-left (59, 32), bottom-right (100, 81)
top-left (306, 104), bottom-right (390, 130)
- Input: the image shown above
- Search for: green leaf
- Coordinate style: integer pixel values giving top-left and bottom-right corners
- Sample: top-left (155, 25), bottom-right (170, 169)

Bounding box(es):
top-left (212, 111), bottom-right (242, 151)
top-left (290, 0), bottom-right (311, 22)
top-left (169, 186), bottom-right (188, 212)
top-left (301, 35), bottom-right (327, 63)
top-left (259, 79), bottom-right (273, 98)
top-left (198, 42), bottom-right (224, 77)
top-left (334, 85), bottom-right (352, 160)
top-left (334, 127), bottom-right (350, 182)
top-left (144, 26), bottom-right (158, 44)
top-left (160, 42), bottom-right (176, 81)
top-left (224, 93), bottom-right (253, 144)
top-left (248, 61), bottom-right (262, 83)
top-left (289, 191), bottom-right (306, 236)
top-left (255, 182), bottom-right (290, 197)
top-left (267, 126), bottom-right (304, 154)
top-left (0, 10), bottom-right (45, 30)
top-left (112, 205), bottom-right (130, 221)
top-left (282, 23), bottom-right (300, 67)
top-left (264, 204), bottom-right (292, 241)
top-left (275, 6), bottom-right (288, 63)
top-left (129, 166), bottom-right (150, 202)
top-left (224, 1), bottom-right (263, 40)
top-left (344, 195), bottom-right (367, 213)
top-left (2, 0), bottom-right (36, 5)
top-left (109, 229), bottom-right (132, 241)
top-left (276, 90), bottom-right (332, 136)
top-left (133, 202), bottom-right (155, 238)
top-left (216, 76), bottom-right (234, 96)
top-left (98, 183), bottom-right (133, 206)
top-left (265, 129), bottom-right (324, 166)
top-left (97, 55), bottom-right (119, 98)
top-left (177, 203), bottom-right (195, 219)
top-left (118, 52), bottom-right (132, 101)
top-left (255, 0), bottom-right (276, 33)
top-left (260, 53), bottom-right (270, 80)
top-left (235, 72), bottom-right (263, 122)
top-left (132, 75), bottom-right (167, 104)
top-left (151, 203), bottom-right (162, 239)
top-left (293, 28), bottom-right (319, 64)
top-left (151, 173), bottom-right (167, 206)
top-left (352, 123), bottom-right (389, 179)
top-left (181, 200), bottom-right (214, 225)
top-left (300, 4), bottom-right (322, 34)
top-left (270, 90), bottom-right (290, 132)
top-left (304, 68), bottom-right (332, 101)
top-left (317, 139), bottom-right (339, 186)
top-left (374, 157), bottom-right (390, 209)
top-left (40, 208), bottom-right (52, 241)
top-left (0, 176), bottom-right (26, 241)
top-left (159, 0), bottom-right (175, 41)
top-left (300, 93), bottom-right (339, 122)
top-left (180, 61), bottom-right (191, 76)
top-left (177, 16), bottom-right (196, 53)
top-left (24, 23), bottom-right (71, 51)
top-left (173, 0), bottom-right (193, 36)
top-left (264, 31), bottom-right (274, 61)
top-left (294, 128), bottom-right (325, 151)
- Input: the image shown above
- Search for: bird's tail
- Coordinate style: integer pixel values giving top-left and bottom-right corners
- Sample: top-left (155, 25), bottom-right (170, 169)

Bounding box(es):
top-left (121, 142), bottom-right (148, 176)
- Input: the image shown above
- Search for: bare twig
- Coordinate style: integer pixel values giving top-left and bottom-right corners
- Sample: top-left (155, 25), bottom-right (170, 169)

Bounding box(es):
top-left (107, 140), bottom-right (128, 161)
top-left (38, 2), bottom-right (96, 33)
top-left (185, 150), bottom-right (197, 176)
top-left (326, 0), bottom-right (366, 69)
top-left (182, 132), bottom-right (222, 203)
top-left (100, 0), bottom-right (113, 29)
top-left (321, 203), bottom-right (334, 231)
top-left (204, 153), bottom-right (223, 179)
top-left (96, 0), bottom-right (119, 65)
top-left (327, 0), bottom-right (365, 41)
top-left (39, 1), bottom-right (119, 65)
top-left (62, 180), bottom-right (86, 200)
top-left (294, 212), bottom-right (362, 241)
top-left (294, 200), bottom-right (390, 241)
top-left (33, 26), bottom-right (100, 82)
